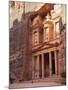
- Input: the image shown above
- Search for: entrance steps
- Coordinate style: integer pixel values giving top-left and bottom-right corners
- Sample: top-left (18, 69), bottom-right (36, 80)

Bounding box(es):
top-left (32, 76), bottom-right (66, 84)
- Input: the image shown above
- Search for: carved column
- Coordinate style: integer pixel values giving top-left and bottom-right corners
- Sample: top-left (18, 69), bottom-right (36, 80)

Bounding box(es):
top-left (32, 56), bottom-right (35, 79)
top-left (54, 50), bottom-right (58, 75)
top-left (49, 52), bottom-right (52, 76)
top-left (36, 55), bottom-right (39, 79)
top-left (42, 54), bottom-right (44, 78)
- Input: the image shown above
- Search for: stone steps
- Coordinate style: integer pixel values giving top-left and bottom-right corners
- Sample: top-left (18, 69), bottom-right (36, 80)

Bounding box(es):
top-left (13, 76), bottom-right (65, 85)
top-left (32, 77), bottom-right (65, 84)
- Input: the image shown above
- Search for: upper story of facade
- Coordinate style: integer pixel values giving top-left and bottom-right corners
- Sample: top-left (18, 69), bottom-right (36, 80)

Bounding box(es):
top-left (31, 4), bottom-right (66, 49)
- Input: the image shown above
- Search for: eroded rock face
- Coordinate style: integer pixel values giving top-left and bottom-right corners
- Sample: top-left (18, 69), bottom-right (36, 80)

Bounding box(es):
top-left (10, 14), bottom-right (32, 83)
top-left (30, 4), bottom-right (54, 20)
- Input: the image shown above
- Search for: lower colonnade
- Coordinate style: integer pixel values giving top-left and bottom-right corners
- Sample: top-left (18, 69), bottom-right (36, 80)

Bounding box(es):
top-left (32, 50), bottom-right (59, 79)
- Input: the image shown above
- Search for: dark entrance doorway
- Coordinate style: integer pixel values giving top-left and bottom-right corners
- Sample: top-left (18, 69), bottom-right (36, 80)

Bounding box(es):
top-left (51, 51), bottom-right (55, 74)
top-left (44, 53), bottom-right (49, 77)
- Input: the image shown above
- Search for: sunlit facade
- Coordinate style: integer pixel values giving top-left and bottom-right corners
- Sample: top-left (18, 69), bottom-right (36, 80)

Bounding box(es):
top-left (31, 5), bottom-right (66, 79)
